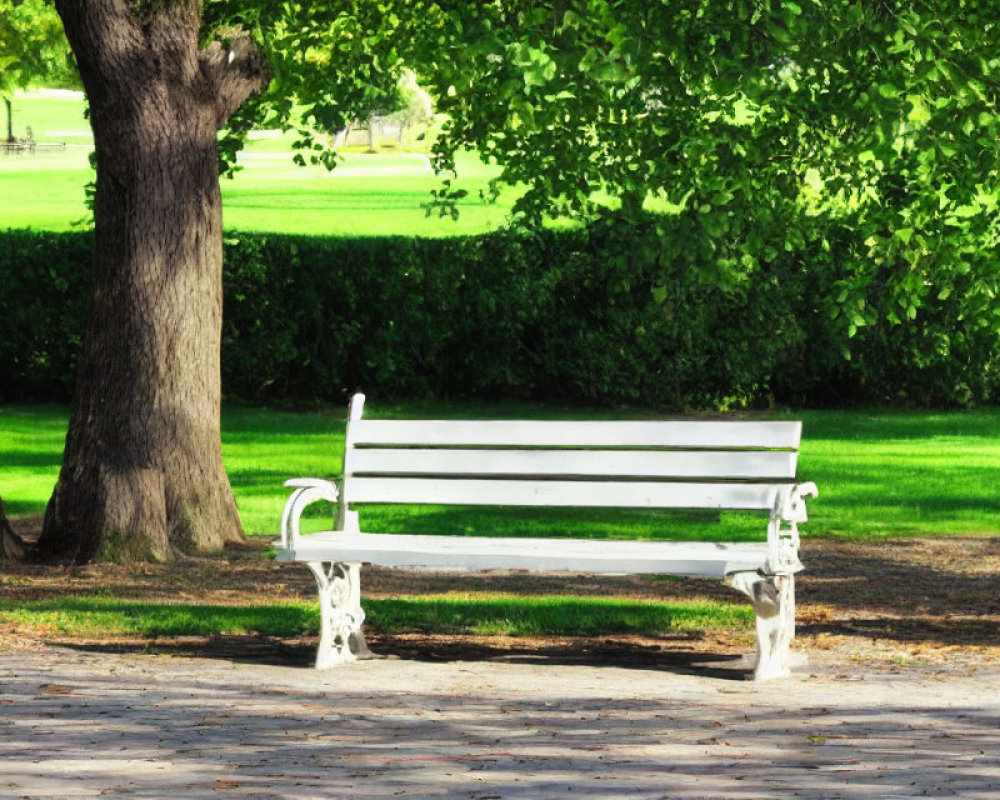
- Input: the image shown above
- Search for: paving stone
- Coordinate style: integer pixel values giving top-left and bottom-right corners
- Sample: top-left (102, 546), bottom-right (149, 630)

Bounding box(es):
top-left (1, 646), bottom-right (998, 798)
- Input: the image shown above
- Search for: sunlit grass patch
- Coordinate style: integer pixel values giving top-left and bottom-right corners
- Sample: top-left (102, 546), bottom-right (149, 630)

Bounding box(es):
top-left (0, 593), bottom-right (750, 639)
top-left (0, 597), bottom-right (317, 638)
top-left (366, 593), bottom-right (751, 637)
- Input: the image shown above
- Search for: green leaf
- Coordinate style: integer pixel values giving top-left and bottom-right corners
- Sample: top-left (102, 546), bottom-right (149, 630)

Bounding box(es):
top-left (589, 60), bottom-right (629, 83)
top-left (700, 211), bottom-right (729, 238)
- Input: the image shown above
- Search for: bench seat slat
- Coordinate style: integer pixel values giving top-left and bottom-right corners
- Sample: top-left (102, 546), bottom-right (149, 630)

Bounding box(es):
top-left (354, 419), bottom-right (802, 449)
top-left (346, 477), bottom-right (785, 510)
top-left (350, 448), bottom-right (798, 480)
top-left (276, 531), bottom-right (771, 577)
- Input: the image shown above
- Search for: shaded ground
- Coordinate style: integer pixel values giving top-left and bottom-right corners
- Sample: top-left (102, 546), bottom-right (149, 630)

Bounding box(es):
top-left (4, 645), bottom-right (1000, 799)
top-left (2, 517), bottom-right (998, 676)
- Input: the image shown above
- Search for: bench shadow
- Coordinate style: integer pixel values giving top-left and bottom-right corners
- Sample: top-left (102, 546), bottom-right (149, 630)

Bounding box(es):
top-left (57, 634), bottom-right (752, 681)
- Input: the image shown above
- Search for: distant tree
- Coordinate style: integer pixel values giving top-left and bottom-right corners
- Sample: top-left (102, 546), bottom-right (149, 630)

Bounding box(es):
top-left (0, 0), bottom-right (71, 142)
top-left (329, 71), bottom-right (433, 153)
top-left (387, 70), bottom-right (434, 147)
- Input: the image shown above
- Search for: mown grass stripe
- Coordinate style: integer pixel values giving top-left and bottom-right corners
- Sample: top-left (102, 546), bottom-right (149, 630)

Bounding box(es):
top-left (0, 594), bottom-right (751, 639)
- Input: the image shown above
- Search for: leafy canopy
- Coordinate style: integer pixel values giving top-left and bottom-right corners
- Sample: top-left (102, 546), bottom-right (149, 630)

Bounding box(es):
top-left (205, 1), bottom-right (999, 352)
top-left (0, 0), bottom-right (71, 98)
top-left (398, 0), bottom-right (998, 356)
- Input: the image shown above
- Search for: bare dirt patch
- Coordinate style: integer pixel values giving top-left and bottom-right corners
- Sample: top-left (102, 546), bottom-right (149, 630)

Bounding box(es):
top-left (3, 516), bottom-right (998, 676)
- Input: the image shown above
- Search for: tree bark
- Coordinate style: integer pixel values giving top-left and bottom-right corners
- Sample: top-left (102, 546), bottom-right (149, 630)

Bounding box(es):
top-left (0, 496), bottom-right (27, 562)
top-left (38, 0), bottom-right (269, 564)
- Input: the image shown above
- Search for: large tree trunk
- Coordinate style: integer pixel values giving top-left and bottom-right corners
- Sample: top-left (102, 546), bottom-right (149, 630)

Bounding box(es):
top-left (38, 0), bottom-right (269, 564)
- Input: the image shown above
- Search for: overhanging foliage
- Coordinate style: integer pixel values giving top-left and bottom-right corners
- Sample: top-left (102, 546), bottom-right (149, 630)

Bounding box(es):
top-left (200, 0), bottom-right (1000, 365)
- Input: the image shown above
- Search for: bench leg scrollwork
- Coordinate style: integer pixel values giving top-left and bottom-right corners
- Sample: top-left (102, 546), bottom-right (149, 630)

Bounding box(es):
top-left (726, 570), bottom-right (798, 681)
top-left (307, 561), bottom-right (372, 668)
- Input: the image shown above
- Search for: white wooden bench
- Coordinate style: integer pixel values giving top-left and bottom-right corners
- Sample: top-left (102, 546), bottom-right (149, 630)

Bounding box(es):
top-left (276, 393), bottom-right (817, 680)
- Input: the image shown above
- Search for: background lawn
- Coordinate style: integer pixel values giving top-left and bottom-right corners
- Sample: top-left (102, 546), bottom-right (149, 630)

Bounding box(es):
top-left (0, 90), bottom-right (513, 236)
top-left (3, 402), bottom-right (998, 541)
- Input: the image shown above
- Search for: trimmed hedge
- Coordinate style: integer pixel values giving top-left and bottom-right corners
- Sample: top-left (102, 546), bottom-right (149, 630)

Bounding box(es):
top-left (1, 223), bottom-right (997, 408)
top-left (0, 231), bottom-right (92, 400)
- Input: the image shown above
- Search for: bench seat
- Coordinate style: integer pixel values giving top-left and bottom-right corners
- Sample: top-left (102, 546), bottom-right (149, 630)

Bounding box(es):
top-left (275, 531), bottom-right (774, 576)
top-left (277, 531), bottom-right (767, 580)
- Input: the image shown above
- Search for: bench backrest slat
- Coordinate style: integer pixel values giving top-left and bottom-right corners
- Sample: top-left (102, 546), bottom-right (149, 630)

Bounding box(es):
top-left (352, 419), bottom-right (801, 450)
top-left (350, 448), bottom-right (797, 481)
top-left (341, 395), bottom-right (801, 514)
top-left (346, 477), bottom-right (786, 511)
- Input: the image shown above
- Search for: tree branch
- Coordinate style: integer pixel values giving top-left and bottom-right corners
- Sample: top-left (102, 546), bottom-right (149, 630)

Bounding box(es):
top-left (54, 0), bottom-right (147, 97)
top-left (200, 31), bottom-right (271, 127)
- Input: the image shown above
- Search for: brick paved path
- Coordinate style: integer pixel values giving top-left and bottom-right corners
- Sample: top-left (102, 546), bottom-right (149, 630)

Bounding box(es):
top-left (2, 646), bottom-right (998, 798)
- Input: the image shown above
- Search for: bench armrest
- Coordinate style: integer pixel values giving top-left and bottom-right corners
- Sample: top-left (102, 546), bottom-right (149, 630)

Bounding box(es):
top-left (783, 482), bottom-right (818, 523)
top-left (766, 482), bottom-right (818, 573)
top-left (279, 478), bottom-right (339, 550)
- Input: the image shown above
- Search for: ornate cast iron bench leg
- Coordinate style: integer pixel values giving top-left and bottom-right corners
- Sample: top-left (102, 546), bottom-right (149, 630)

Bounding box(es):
top-left (307, 561), bottom-right (371, 668)
top-left (727, 571), bottom-right (797, 680)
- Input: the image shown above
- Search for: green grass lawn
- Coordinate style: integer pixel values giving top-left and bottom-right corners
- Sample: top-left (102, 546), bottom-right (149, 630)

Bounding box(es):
top-left (0, 594), bottom-right (750, 640)
top-left (3, 402), bottom-right (999, 540)
top-left (0, 91), bottom-right (513, 235)
top-left (5, 90), bottom-right (93, 144)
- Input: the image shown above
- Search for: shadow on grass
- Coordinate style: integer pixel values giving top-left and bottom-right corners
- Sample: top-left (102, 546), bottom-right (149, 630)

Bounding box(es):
top-left (799, 408), bottom-right (1000, 441)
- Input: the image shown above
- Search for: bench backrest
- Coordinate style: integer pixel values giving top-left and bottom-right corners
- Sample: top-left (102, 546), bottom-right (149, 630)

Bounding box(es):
top-left (339, 394), bottom-right (801, 519)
